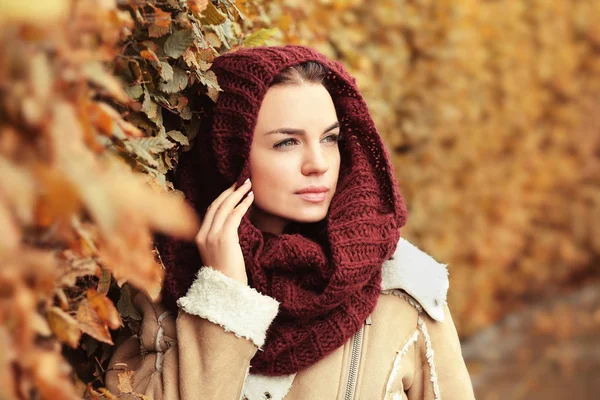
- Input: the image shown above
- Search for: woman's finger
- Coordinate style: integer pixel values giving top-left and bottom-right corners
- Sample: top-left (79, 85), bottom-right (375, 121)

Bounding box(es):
top-left (208, 179), bottom-right (251, 236)
top-left (222, 190), bottom-right (254, 234)
top-left (197, 181), bottom-right (236, 240)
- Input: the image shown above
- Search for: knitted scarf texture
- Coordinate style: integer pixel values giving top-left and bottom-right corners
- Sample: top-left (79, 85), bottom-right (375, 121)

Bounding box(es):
top-left (157, 45), bottom-right (408, 375)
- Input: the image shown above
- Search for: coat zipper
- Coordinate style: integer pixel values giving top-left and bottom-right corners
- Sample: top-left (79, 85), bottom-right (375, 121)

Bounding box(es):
top-left (344, 315), bottom-right (371, 400)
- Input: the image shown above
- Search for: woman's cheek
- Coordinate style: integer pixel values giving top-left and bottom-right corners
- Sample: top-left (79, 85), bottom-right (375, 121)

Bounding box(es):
top-left (253, 163), bottom-right (284, 203)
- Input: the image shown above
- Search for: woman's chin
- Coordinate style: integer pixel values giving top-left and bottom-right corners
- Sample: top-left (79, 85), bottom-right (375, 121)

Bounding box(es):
top-left (287, 208), bottom-right (329, 224)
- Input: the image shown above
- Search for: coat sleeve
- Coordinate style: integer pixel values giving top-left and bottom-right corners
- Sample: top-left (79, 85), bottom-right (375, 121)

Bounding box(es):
top-left (406, 304), bottom-right (476, 400)
top-left (105, 267), bottom-right (280, 400)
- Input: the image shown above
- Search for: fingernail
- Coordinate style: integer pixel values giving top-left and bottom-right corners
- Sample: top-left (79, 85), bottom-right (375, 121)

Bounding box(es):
top-left (247, 190), bottom-right (254, 197)
top-left (244, 178), bottom-right (250, 184)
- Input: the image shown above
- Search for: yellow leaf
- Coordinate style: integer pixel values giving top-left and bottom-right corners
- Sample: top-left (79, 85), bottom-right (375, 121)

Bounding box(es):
top-left (200, 1), bottom-right (227, 25)
top-left (47, 307), bottom-right (82, 348)
top-left (244, 28), bottom-right (281, 47)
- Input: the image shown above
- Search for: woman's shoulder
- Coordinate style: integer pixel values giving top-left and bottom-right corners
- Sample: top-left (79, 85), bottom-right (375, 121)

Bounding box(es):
top-left (380, 238), bottom-right (449, 322)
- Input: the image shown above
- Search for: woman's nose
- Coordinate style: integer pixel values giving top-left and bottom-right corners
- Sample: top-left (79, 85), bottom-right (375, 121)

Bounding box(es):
top-left (301, 145), bottom-right (329, 176)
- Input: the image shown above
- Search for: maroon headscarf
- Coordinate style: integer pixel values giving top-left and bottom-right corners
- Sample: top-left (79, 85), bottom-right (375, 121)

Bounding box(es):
top-left (157, 45), bottom-right (407, 375)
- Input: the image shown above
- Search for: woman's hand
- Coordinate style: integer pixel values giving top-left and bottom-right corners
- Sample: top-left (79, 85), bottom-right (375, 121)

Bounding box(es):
top-left (195, 179), bottom-right (254, 284)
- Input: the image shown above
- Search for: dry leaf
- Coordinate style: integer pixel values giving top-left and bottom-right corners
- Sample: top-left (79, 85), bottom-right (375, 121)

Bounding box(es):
top-left (164, 30), bottom-right (195, 58)
top-left (87, 289), bottom-right (122, 330)
top-left (47, 307), bottom-right (82, 348)
top-left (148, 6), bottom-right (171, 38)
top-left (76, 298), bottom-right (113, 345)
top-left (189, 0), bottom-right (209, 16)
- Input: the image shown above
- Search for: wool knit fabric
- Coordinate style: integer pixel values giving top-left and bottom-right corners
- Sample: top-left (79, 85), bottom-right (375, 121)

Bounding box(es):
top-left (157, 45), bottom-right (408, 375)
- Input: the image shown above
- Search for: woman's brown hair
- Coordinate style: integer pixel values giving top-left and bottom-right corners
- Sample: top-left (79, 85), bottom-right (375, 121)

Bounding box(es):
top-left (270, 61), bottom-right (328, 87)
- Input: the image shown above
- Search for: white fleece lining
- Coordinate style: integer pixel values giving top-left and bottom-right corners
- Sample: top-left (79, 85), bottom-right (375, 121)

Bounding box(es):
top-left (418, 316), bottom-right (441, 400)
top-left (381, 238), bottom-right (449, 322)
top-left (242, 373), bottom-right (296, 400)
top-left (385, 329), bottom-right (420, 399)
top-left (177, 267), bottom-right (280, 348)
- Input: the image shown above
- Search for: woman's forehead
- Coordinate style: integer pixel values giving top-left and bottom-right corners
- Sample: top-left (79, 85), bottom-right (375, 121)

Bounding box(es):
top-left (254, 83), bottom-right (338, 134)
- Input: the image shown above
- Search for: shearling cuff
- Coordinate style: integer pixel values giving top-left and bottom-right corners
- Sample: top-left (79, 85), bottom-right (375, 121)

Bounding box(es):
top-left (176, 267), bottom-right (280, 348)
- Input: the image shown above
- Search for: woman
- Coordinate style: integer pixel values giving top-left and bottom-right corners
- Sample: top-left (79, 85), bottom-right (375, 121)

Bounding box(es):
top-left (106, 45), bottom-right (475, 400)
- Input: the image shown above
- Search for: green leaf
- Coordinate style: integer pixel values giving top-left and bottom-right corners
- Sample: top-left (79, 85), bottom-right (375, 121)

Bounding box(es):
top-left (141, 90), bottom-right (159, 121)
top-left (124, 140), bottom-right (159, 167)
top-left (97, 268), bottom-right (111, 295)
top-left (164, 29), bottom-right (196, 58)
top-left (117, 284), bottom-right (141, 321)
top-left (244, 28), bottom-right (280, 47)
top-left (159, 61), bottom-right (174, 82)
top-left (157, 66), bottom-right (188, 93)
top-left (125, 84), bottom-right (143, 99)
top-left (131, 135), bottom-right (176, 154)
top-left (167, 130), bottom-right (189, 146)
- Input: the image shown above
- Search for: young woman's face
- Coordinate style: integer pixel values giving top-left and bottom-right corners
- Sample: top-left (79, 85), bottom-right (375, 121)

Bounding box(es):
top-left (248, 82), bottom-right (341, 235)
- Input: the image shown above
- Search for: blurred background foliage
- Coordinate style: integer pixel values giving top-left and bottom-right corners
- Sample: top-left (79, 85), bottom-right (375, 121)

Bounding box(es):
top-left (259, 0), bottom-right (600, 336)
top-left (0, 0), bottom-right (598, 398)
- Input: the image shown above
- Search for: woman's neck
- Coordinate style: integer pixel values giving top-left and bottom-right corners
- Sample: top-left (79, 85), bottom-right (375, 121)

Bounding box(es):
top-left (249, 206), bottom-right (289, 235)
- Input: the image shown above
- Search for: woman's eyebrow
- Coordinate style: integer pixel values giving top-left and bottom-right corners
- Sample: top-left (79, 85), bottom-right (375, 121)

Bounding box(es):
top-left (265, 128), bottom-right (305, 136)
top-left (324, 122), bottom-right (340, 132)
top-left (265, 122), bottom-right (340, 136)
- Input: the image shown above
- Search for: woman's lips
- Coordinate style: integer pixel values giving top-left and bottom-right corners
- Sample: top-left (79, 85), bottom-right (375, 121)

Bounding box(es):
top-left (297, 192), bottom-right (327, 203)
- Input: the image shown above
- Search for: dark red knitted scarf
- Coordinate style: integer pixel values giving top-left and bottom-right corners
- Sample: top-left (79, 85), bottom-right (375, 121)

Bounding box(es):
top-left (157, 45), bottom-right (407, 375)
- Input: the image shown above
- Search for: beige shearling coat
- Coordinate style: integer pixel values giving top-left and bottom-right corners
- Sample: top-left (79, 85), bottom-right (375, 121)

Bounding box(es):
top-left (105, 238), bottom-right (475, 400)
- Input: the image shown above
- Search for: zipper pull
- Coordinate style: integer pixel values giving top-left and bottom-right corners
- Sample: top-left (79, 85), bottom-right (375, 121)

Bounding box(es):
top-left (365, 315), bottom-right (372, 325)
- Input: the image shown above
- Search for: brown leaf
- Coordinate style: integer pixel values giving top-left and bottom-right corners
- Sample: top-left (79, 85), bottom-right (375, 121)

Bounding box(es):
top-left (47, 307), bottom-right (82, 348)
top-left (33, 166), bottom-right (83, 226)
top-left (189, 0), bottom-right (209, 16)
top-left (87, 289), bottom-right (122, 330)
top-left (140, 50), bottom-right (159, 65)
top-left (56, 256), bottom-right (100, 288)
top-left (76, 298), bottom-right (113, 345)
top-left (86, 102), bottom-right (115, 137)
top-left (81, 62), bottom-right (128, 104)
top-left (94, 102), bottom-right (144, 138)
top-left (205, 32), bottom-right (222, 48)
top-left (148, 6), bottom-right (171, 38)
top-left (97, 268), bottom-right (112, 295)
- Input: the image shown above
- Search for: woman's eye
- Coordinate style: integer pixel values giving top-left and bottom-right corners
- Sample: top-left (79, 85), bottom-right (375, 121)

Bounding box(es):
top-left (323, 134), bottom-right (341, 143)
top-left (273, 135), bottom-right (340, 149)
top-left (273, 138), bottom-right (298, 149)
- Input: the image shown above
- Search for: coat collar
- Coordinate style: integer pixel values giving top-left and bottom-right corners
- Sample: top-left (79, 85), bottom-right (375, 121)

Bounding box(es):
top-left (381, 238), bottom-right (449, 322)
